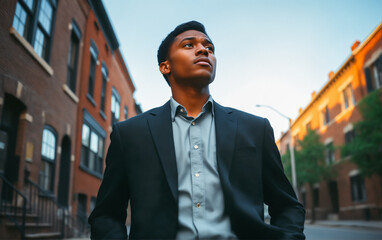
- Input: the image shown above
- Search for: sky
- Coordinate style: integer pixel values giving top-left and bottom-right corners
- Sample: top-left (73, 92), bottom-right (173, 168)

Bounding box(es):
top-left (103, 0), bottom-right (382, 139)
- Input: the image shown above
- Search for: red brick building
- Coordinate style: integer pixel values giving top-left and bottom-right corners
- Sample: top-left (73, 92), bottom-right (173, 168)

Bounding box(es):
top-left (72, 0), bottom-right (138, 225)
top-left (0, 0), bottom-right (139, 238)
top-left (277, 23), bottom-right (382, 220)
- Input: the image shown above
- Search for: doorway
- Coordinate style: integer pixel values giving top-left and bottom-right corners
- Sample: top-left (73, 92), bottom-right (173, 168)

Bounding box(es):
top-left (58, 136), bottom-right (71, 207)
top-left (328, 181), bottom-right (339, 213)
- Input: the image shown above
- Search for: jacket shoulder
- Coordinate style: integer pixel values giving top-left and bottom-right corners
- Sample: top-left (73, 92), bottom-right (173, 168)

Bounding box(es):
top-left (114, 105), bottom-right (164, 130)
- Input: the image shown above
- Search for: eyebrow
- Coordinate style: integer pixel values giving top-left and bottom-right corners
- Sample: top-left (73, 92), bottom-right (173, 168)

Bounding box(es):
top-left (178, 37), bottom-right (214, 46)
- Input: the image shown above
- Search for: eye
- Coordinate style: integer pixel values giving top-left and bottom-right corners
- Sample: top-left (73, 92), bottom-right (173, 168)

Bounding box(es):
top-left (206, 46), bottom-right (214, 52)
top-left (183, 43), bottom-right (193, 48)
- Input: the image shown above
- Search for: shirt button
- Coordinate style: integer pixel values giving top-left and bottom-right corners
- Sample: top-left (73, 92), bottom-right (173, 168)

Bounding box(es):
top-left (195, 173), bottom-right (200, 177)
top-left (194, 145), bottom-right (199, 149)
top-left (191, 122), bottom-right (195, 126)
top-left (196, 203), bottom-right (201, 208)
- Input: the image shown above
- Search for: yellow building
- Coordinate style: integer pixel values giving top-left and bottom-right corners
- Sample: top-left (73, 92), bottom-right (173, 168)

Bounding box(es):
top-left (278, 23), bottom-right (382, 220)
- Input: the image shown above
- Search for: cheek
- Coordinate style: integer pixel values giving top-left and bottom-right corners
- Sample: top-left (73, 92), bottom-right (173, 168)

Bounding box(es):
top-left (171, 54), bottom-right (192, 72)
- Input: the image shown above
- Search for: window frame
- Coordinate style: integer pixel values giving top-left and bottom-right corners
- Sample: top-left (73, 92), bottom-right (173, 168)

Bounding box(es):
top-left (342, 84), bottom-right (355, 110)
top-left (87, 39), bottom-right (99, 102)
top-left (111, 87), bottom-right (120, 125)
top-left (80, 110), bottom-right (106, 178)
top-left (322, 105), bottom-right (330, 126)
top-left (66, 19), bottom-right (81, 93)
top-left (39, 125), bottom-right (57, 193)
top-left (325, 142), bottom-right (335, 165)
top-left (100, 61), bottom-right (108, 115)
top-left (365, 54), bottom-right (382, 93)
top-left (12, 0), bottom-right (58, 62)
top-left (350, 173), bottom-right (366, 203)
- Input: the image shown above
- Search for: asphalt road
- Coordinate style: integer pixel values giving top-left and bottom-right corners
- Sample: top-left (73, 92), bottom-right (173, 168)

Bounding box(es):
top-left (305, 225), bottom-right (382, 240)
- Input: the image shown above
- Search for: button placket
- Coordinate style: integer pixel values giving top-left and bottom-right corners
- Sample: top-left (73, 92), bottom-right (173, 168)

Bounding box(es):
top-left (190, 119), bottom-right (203, 219)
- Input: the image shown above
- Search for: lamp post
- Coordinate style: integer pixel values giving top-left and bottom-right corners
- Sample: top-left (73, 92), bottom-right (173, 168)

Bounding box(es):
top-left (256, 104), bottom-right (298, 197)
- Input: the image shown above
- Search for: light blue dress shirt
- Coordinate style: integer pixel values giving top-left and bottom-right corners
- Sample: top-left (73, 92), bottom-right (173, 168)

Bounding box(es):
top-left (170, 96), bottom-right (237, 239)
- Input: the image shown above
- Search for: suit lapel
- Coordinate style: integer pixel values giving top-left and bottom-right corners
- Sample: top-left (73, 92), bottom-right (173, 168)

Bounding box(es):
top-left (147, 101), bottom-right (178, 201)
top-left (214, 102), bottom-right (237, 200)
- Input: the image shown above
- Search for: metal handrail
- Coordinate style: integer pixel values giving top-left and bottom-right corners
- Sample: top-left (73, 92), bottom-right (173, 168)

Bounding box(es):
top-left (0, 173), bottom-right (27, 240)
top-left (24, 178), bottom-right (90, 238)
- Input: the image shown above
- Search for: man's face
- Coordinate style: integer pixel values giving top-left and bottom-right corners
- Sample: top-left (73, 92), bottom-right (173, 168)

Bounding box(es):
top-left (163, 30), bottom-right (217, 87)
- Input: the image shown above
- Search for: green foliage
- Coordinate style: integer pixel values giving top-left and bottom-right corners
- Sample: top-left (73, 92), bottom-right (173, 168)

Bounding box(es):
top-left (281, 150), bottom-right (292, 183)
top-left (342, 89), bottom-right (382, 176)
top-left (295, 129), bottom-right (334, 185)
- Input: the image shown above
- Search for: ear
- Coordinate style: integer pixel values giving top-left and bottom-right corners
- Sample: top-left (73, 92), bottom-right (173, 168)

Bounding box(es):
top-left (159, 60), bottom-right (170, 75)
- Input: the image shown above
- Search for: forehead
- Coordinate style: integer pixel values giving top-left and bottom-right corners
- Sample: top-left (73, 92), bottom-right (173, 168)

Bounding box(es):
top-left (173, 30), bottom-right (211, 44)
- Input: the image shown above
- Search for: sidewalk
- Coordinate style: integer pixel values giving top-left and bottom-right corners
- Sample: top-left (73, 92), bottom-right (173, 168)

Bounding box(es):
top-left (306, 220), bottom-right (382, 231)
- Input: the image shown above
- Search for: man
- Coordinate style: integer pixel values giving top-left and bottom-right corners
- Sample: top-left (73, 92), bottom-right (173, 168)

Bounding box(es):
top-left (89, 21), bottom-right (305, 239)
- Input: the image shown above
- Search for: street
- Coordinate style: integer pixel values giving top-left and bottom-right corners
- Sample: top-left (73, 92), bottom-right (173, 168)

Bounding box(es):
top-left (305, 225), bottom-right (382, 240)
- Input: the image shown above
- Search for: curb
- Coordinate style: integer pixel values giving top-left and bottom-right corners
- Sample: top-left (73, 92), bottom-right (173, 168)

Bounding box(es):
top-left (306, 222), bottom-right (382, 231)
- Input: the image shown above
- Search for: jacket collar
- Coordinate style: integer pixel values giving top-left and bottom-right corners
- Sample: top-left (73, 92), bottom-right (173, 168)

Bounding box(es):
top-left (147, 101), bottom-right (178, 201)
top-left (147, 101), bottom-right (237, 204)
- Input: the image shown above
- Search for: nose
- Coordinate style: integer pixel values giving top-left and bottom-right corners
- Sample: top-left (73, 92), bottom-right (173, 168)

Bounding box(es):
top-left (196, 44), bottom-right (208, 56)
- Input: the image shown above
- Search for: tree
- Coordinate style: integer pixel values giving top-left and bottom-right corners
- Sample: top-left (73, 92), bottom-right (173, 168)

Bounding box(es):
top-left (282, 129), bottom-right (333, 223)
top-left (342, 89), bottom-right (382, 176)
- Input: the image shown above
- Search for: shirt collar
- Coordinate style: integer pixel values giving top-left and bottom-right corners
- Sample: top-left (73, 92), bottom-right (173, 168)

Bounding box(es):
top-left (170, 96), bottom-right (214, 121)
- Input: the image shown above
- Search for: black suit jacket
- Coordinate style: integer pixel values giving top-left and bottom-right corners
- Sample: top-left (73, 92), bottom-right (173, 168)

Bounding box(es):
top-left (88, 101), bottom-right (305, 239)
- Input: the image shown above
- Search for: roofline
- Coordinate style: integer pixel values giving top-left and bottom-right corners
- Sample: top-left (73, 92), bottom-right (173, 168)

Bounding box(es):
top-left (115, 49), bottom-right (136, 93)
top-left (289, 22), bottom-right (382, 130)
top-left (88, 0), bottom-right (119, 51)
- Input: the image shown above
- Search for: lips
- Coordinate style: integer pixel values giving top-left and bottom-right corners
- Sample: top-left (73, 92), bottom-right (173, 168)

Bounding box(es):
top-left (194, 57), bottom-right (212, 67)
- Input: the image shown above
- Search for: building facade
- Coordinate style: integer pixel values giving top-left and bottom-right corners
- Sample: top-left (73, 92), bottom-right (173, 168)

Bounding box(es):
top-left (0, 0), bottom-right (138, 238)
top-left (277, 23), bottom-right (382, 220)
top-left (72, 0), bottom-right (138, 225)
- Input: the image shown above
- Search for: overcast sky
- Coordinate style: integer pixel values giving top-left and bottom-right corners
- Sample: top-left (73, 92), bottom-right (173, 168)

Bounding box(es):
top-left (103, 0), bottom-right (382, 139)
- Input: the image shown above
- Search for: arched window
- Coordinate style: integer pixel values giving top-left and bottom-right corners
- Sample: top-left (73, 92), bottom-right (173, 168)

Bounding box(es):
top-left (39, 126), bottom-right (57, 192)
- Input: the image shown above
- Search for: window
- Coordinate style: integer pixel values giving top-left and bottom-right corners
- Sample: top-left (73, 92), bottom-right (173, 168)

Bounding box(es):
top-left (322, 105), bottom-right (330, 125)
top-left (342, 84), bottom-right (355, 110)
top-left (313, 187), bottom-right (319, 207)
top-left (100, 62), bottom-right (108, 114)
top-left (80, 111), bottom-right (106, 176)
top-left (12, 0), bottom-right (57, 61)
top-left (111, 88), bottom-right (120, 125)
top-left (365, 55), bottom-right (382, 93)
top-left (350, 173), bottom-right (366, 202)
top-left (66, 20), bottom-right (81, 93)
top-left (39, 126), bottom-right (56, 192)
top-left (345, 129), bottom-right (355, 144)
top-left (306, 122), bottom-right (311, 132)
top-left (325, 142), bottom-right (335, 165)
top-left (124, 106), bottom-right (128, 120)
top-left (88, 40), bottom-right (98, 99)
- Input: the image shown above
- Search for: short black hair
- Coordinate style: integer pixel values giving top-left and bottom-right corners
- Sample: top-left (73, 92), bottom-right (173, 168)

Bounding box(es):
top-left (157, 21), bottom-right (211, 85)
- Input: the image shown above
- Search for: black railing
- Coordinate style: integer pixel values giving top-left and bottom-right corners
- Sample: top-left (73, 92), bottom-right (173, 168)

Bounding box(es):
top-left (0, 174), bottom-right (27, 240)
top-left (24, 178), bottom-right (62, 235)
top-left (24, 178), bottom-right (90, 239)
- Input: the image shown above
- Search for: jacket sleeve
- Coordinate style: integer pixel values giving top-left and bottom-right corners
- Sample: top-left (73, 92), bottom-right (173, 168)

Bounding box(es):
top-left (262, 118), bottom-right (305, 240)
top-left (88, 124), bottom-right (129, 239)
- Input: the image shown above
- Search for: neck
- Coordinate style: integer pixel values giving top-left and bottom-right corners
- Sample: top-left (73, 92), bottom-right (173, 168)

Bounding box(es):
top-left (171, 85), bottom-right (210, 118)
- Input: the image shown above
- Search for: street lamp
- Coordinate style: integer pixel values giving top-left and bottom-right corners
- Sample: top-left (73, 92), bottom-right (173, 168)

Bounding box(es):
top-left (255, 104), bottom-right (298, 197)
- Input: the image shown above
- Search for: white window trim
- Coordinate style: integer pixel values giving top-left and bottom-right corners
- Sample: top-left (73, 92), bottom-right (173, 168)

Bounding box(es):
top-left (324, 137), bottom-right (333, 145)
top-left (363, 48), bottom-right (382, 68)
top-left (343, 123), bottom-right (354, 133)
top-left (349, 169), bottom-right (360, 177)
top-left (10, 27), bottom-right (53, 75)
